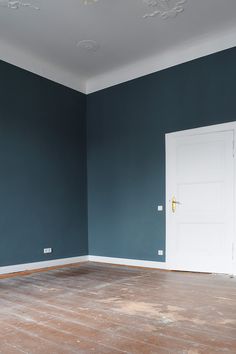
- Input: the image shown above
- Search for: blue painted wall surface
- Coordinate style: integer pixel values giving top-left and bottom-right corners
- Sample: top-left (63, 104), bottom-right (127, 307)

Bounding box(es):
top-left (87, 47), bottom-right (236, 262)
top-left (1, 47), bottom-right (236, 266)
top-left (0, 60), bottom-right (88, 266)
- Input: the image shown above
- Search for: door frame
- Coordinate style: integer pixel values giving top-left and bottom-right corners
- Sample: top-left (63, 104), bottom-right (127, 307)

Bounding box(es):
top-left (165, 122), bottom-right (236, 275)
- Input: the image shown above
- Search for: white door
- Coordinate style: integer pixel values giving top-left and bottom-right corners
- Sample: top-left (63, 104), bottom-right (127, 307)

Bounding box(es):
top-left (166, 127), bottom-right (234, 274)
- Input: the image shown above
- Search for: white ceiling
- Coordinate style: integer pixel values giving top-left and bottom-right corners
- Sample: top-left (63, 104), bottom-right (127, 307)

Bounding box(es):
top-left (0, 0), bottom-right (236, 94)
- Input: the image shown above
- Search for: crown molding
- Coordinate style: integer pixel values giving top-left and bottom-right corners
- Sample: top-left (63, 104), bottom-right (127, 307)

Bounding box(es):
top-left (0, 27), bottom-right (236, 96)
top-left (0, 38), bottom-right (87, 94)
top-left (86, 26), bottom-right (236, 94)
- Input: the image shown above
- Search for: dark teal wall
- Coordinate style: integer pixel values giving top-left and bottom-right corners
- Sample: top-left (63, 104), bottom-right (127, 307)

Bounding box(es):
top-left (0, 60), bottom-right (88, 266)
top-left (87, 47), bottom-right (236, 262)
top-left (1, 47), bottom-right (236, 266)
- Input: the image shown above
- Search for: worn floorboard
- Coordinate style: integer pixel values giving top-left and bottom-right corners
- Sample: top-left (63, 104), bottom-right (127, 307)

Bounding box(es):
top-left (0, 262), bottom-right (235, 353)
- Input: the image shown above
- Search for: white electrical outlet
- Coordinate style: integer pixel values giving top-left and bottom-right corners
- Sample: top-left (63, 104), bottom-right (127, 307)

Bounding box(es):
top-left (157, 205), bottom-right (163, 211)
top-left (158, 250), bottom-right (164, 256)
top-left (44, 248), bottom-right (52, 254)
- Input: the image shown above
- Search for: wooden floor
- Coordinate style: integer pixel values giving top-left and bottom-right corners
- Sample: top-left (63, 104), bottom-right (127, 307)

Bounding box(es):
top-left (0, 263), bottom-right (236, 354)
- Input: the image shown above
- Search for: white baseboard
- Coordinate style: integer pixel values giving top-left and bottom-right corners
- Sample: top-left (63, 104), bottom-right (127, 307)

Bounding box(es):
top-left (1, 255), bottom-right (234, 276)
top-left (88, 256), bottom-right (236, 275)
top-left (88, 255), bottom-right (169, 270)
top-left (0, 255), bottom-right (89, 275)
top-left (0, 255), bottom-right (166, 276)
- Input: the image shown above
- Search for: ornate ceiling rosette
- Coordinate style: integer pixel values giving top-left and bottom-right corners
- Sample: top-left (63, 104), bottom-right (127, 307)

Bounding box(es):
top-left (82, 0), bottom-right (99, 4)
top-left (143, 0), bottom-right (187, 19)
top-left (0, 1), bottom-right (187, 19)
top-left (0, 0), bottom-right (39, 10)
top-left (76, 39), bottom-right (100, 52)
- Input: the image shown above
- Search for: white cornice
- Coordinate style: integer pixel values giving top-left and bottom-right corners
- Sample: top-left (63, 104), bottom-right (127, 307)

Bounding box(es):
top-left (86, 26), bottom-right (236, 94)
top-left (0, 38), bottom-right (87, 94)
top-left (0, 27), bottom-right (236, 95)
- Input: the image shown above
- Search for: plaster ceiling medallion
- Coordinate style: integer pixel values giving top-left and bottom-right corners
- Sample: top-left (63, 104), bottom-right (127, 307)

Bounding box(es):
top-left (82, 0), bottom-right (98, 4)
top-left (0, 0), bottom-right (39, 10)
top-left (143, 0), bottom-right (186, 19)
top-left (77, 40), bottom-right (100, 53)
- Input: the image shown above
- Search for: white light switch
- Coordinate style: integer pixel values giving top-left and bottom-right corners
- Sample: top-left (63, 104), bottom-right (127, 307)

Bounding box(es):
top-left (157, 205), bottom-right (163, 211)
top-left (158, 250), bottom-right (164, 256)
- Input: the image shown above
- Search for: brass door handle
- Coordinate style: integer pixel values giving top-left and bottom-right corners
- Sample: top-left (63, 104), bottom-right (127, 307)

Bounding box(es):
top-left (171, 197), bottom-right (181, 213)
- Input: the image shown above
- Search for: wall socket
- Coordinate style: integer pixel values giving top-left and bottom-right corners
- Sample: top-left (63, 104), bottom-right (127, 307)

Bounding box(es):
top-left (157, 250), bottom-right (164, 256)
top-left (44, 248), bottom-right (52, 254)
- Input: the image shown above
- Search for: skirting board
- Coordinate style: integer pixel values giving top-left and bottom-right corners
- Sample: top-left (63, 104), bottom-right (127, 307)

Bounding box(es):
top-left (0, 255), bottom-right (89, 275)
top-left (88, 255), bottom-right (169, 270)
top-left (1, 255), bottom-right (234, 275)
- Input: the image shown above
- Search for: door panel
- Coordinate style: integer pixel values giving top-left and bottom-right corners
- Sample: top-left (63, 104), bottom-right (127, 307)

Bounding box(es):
top-left (166, 129), bottom-right (234, 273)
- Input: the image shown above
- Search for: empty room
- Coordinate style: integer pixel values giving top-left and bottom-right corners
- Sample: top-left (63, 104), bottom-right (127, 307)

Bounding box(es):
top-left (0, 1), bottom-right (236, 353)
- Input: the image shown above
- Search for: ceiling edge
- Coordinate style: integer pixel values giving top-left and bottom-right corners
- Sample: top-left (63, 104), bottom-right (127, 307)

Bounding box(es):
top-left (85, 26), bottom-right (236, 94)
top-left (1, 26), bottom-right (235, 96)
top-left (0, 39), bottom-right (87, 94)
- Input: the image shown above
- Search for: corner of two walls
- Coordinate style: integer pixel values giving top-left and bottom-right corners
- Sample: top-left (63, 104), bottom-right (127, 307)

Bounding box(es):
top-left (1, 46), bottom-right (236, 268)
top-left (0, 60), bottom-right (88, 267)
